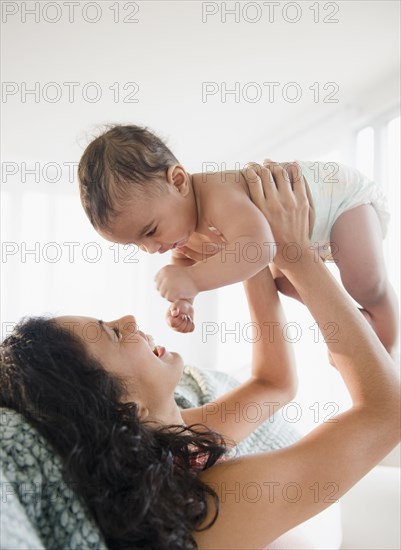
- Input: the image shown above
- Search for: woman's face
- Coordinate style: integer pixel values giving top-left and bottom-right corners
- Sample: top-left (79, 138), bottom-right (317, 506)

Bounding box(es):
top-left (55, 314), bottom-right (185, 426)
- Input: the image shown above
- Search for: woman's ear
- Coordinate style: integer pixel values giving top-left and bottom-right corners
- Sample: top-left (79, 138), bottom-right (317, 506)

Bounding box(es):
top-left (166, 165), bottom-right (189, 196)
top-left (137, 403), bottom-right (150, 421)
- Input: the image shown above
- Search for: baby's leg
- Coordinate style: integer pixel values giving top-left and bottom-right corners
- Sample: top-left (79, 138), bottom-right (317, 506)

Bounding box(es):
top-left (330, 204), bottom-right (399, 358)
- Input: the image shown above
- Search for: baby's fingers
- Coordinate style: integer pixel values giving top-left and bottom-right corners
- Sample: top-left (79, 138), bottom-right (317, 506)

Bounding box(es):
top-left (168, 313), bottom-right (194, 333)
top-left (166, 301), bottom-right (195, 333)
top-left (180, 316), bottom-right (195, 333)
top-left (169, 300), bottom-right (193, 318)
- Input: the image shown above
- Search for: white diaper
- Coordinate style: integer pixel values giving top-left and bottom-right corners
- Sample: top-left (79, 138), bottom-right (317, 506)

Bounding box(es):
top-left (297, 160), bottom-right (390, 249)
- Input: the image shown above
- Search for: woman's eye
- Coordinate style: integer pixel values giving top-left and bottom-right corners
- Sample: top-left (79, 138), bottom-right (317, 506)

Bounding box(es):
top-left (112, 326), bottom-right (121, 340)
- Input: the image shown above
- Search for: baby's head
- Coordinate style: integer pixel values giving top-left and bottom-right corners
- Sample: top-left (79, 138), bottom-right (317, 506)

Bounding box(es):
top-left (78, 125), bottom-right (196, 253)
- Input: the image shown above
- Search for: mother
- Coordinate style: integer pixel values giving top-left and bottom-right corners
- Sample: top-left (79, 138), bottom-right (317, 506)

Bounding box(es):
top-left (1, 165), bottom-right (399, 550)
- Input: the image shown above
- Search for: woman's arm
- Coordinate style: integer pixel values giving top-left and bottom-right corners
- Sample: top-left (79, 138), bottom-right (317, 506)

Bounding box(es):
top-left (243, 267), bottom-right (297, 394)
top-left (194, 164), bottom-right (400, 550)
top-left (181, 266), bottom-right (297, 445)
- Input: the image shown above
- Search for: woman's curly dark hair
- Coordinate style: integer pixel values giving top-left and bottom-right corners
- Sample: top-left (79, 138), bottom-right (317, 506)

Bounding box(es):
top-left (0, 317), bottom-right (230, 549)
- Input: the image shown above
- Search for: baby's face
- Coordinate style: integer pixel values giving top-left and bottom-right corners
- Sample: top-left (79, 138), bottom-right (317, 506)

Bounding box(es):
top-left (100, 183), bottom-right (197, 254)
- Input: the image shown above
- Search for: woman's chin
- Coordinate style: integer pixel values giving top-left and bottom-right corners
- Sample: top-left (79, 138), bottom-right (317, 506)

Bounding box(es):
top-left (163, 351), bottom-right (184, 370)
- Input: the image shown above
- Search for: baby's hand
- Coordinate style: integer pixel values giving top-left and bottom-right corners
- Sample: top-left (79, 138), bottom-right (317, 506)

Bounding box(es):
top-left (166, 299), bottom-right (195, 333)
top-left (154, 264), bottom-right (199, 302)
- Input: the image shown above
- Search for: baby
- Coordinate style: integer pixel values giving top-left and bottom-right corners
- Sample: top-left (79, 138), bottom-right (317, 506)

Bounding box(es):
top-left (78, 124), bottom-right (399, 358)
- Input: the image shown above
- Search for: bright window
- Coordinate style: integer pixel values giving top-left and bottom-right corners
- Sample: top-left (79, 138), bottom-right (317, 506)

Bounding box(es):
top-left (355, 115), bottom-right (399, 293)
top-left (384, 116), bottom-right (400, 292)
top-left (356, 126), bottom-right (374, 180)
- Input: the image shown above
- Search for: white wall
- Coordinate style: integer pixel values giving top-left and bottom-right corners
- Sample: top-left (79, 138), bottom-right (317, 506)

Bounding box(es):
top-left (1, 1), bottom-right (400, 435)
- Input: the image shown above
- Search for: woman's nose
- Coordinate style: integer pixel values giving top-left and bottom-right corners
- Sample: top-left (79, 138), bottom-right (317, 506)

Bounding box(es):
top-left (117, 315), bottom-right (138, 335)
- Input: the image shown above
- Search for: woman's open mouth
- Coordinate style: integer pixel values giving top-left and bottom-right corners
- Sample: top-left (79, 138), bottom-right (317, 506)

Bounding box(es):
top-left (145, 334), bottom-right (166, 358)
top-left (153, 345), bottom-right (166, 358)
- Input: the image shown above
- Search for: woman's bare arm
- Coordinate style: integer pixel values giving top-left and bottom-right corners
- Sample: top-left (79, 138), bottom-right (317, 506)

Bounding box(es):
top-left (243, 267), bottom-right (297, 393)
top-left (181, 266), bottom-right (297, 446)
top-left (193, 164), bottom-right (400, 550)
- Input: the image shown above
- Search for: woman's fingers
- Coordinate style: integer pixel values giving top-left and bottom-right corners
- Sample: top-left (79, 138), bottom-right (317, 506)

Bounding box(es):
top-left (244, 159), bottom-right (312, 267)
top-left (291, 162), bottom-right (309, 206)
top-left (263, 161), bottom-right (294, 197)
top-left (274, 165), bottom-right (293, 196)
top-left (243, 162), bottom-right (277, 205)
top-left (285, 162), bottom-right (303, 186)
top-left (242, 163), bottom-right (266, 200)
top-left (244, 162), bottom-right (310, 249)
top-left (263, 160), bottom-right (305, 192)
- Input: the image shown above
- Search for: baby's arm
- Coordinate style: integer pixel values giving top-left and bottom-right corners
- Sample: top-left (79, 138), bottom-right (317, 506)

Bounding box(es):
top-left (170, 249), bottom-right (197, 268)
top-left (166, 249), bottom-right (196, 332)
top-left (155, 181), bottom-right (275, 302)
top-left (189, 181), bottom-right (275, 293)
top-left (155, 165), bottom-right (310, 304)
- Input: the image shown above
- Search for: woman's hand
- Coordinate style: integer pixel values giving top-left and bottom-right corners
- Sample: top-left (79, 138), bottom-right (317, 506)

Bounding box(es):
top-left (242, 161), bottom-right (311, 271)
top-left (262, 159), bottom-right (315, 239)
